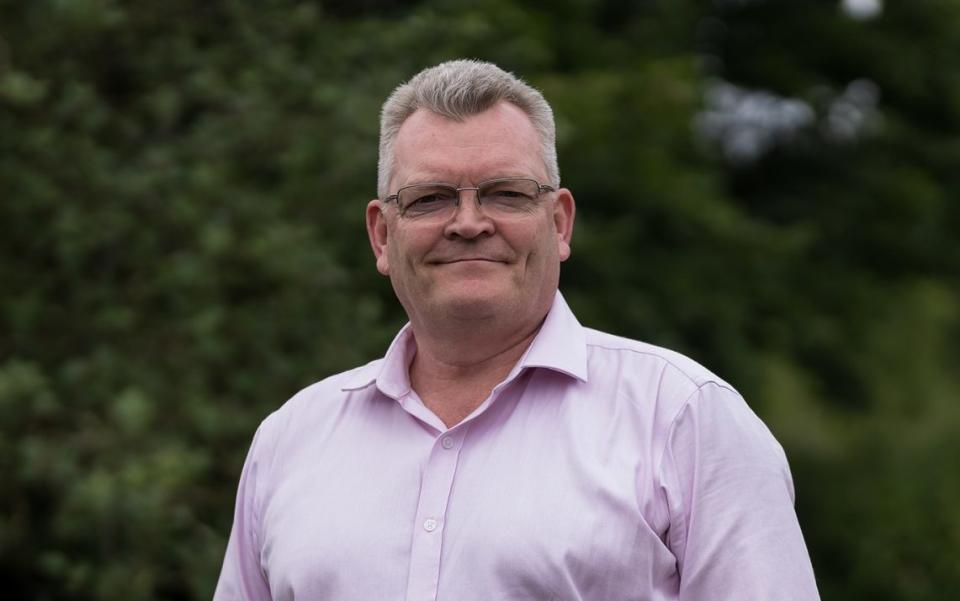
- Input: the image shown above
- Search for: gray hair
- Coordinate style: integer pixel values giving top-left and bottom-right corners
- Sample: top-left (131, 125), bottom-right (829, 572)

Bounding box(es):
top-left (377, 59), bottom-right (559, 199)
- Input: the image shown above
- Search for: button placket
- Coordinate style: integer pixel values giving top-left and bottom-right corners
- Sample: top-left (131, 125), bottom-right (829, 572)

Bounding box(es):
top-left (403, 430), bottom-right (467, 601)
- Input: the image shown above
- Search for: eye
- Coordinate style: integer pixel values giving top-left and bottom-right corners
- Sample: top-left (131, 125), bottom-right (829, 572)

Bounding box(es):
top-left (494, 189), bottom-right (529, 199)
top-left (480, 180), bottom-right (539, 211)
top-left (401, 186), bottom-right (457, 215)
top-left (411, 192), bottom-right (453, 205)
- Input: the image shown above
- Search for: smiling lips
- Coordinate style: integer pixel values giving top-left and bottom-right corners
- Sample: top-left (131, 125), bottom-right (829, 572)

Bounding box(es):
top-left (431, 257), bottom-right (509, 265)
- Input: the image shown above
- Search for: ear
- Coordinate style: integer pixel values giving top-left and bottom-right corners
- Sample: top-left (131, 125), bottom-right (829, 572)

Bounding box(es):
top-left (365, 199), bottom-right (391, 276)
top-left (552, 188), bottom-right (576, 262)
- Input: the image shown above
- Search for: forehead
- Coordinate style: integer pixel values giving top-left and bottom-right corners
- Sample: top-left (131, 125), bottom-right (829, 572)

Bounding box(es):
top-left (391, 101), bottom-right (545, 186)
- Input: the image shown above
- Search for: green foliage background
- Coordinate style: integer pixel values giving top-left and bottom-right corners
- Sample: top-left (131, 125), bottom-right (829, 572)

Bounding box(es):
top-left (1, 0), bottom-right (958, 599)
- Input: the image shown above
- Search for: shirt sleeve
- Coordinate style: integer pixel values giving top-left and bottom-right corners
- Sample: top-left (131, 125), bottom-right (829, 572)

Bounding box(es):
top-left (214, 423), bottom-right (274, 601)
top-left (659, 381), bottom-right (821, 601)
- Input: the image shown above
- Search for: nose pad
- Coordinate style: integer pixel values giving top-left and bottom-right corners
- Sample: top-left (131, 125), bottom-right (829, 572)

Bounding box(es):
top-left (454, 187), bottom-right (484, 216)
top-left (444, 188), bottom-right (494, 237)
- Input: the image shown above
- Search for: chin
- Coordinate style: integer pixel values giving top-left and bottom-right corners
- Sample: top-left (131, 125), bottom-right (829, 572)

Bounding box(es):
top-left (434, 287), bottom-right (511, 321)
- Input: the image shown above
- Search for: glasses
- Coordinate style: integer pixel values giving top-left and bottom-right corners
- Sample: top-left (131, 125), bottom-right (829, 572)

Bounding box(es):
top-left (383, 178), bottom-right (555, 221)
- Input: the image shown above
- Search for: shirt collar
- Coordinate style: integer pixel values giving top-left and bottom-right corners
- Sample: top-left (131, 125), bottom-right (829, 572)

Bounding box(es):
top-left (341, 291), bottom-right (589, 395)
top-left (340, 323), bottom-right (414, 397)
top-left (515, 291), bottom-right (589, 382)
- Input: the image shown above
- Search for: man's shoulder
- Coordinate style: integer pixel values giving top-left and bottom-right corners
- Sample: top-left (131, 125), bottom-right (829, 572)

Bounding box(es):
top-left (286, 358), bottom-right (382, 408)
top-left (257, 358), bottom-right (384, 435)
top-left (582, 327), bottom-right (734, 392)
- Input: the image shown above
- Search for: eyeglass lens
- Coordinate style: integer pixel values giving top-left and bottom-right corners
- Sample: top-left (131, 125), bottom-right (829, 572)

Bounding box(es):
top-left (398, 179), bottom-right (543, 219)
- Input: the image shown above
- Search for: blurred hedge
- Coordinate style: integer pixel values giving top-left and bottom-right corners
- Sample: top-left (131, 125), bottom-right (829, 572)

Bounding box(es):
top-left (1, 1), bottom-right (958, 599)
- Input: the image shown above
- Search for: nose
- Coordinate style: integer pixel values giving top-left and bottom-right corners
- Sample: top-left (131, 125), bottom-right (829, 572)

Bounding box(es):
top-left (443, 188), bottom-right (495, 239)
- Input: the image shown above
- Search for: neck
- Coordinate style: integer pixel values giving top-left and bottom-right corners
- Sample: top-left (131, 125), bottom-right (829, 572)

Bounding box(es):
top-left (408, 316), bottom-right (543, 427)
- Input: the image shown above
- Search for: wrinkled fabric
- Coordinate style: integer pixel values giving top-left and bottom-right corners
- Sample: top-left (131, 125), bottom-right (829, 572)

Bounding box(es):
top-left (215, 292), bottom-right (820, 601)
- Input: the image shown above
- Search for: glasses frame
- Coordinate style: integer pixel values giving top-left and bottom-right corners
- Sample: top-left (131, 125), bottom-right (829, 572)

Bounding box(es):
top-left (383, 177), bottom-right (556, 219)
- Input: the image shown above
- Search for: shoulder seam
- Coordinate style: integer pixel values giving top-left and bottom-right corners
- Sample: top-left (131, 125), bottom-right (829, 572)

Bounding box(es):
top-left (585, 341), bottom-right (728, 389)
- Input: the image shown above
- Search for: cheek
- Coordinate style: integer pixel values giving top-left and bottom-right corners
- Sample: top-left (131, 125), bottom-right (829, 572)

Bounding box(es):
top-left (526, 223), bottom-right (564, 281)
top-left (531, 220), bottom-right (561, 263)
top-left (386, 239), bottom-right (408, 277)
top-left (388, 230), bottom-right (429, 276)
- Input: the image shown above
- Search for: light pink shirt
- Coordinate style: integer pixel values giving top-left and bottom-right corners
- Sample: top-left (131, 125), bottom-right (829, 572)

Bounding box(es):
top-left (215, 292), bottom-right (820, 601)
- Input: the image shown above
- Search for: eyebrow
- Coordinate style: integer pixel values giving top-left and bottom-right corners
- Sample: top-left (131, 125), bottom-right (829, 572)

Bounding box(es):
top-left (400, 174), bottom-right (532, 187)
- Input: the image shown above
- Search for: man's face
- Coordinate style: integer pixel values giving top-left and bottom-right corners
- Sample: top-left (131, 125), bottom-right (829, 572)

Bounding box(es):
top-left (366, 101), bottom-right (575, 331)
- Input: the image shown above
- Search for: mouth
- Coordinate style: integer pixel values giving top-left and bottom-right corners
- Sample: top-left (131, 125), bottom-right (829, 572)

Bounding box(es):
top-left (431, 257), bottom-right (507, 265)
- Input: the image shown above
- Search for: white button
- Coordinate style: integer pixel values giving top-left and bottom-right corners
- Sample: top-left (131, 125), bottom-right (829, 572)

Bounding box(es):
top-left (441, 437), bottom-right (454, 449)
top-left (423, 518), bottom-right (438, 532)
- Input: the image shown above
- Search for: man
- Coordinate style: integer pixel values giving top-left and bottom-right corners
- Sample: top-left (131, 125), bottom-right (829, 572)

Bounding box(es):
top-left (215, 60), bottom-right (820, 601)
